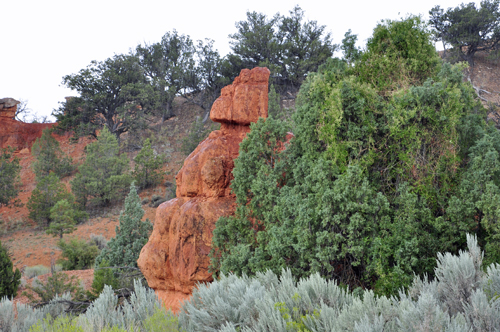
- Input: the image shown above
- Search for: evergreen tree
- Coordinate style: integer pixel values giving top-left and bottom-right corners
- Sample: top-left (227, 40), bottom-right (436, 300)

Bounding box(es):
top-left (267, 84), bottom-right (282, 119)
top-left (429, 0), bottom-right (500, 65)
top-left (0, 147), bottom-right (21, 207)
top-left (132, 138), bottom-right (166, 190)
top-left (31, 128), bottom-right (74, 180)
top-left (46, 199), bottom-right (77, 239)
top-left (211, 16), bottom-right (494, 295)
top-left (0, 241), bottom-right (21, 299)
top-left (27, 173), bottom-right (75, 226)
top-left (71, 127), bottom-right (131, 208)
top-left (54, 54), bottom-right (151, 141)
top-left (95, 183), bottom-right (152, 268)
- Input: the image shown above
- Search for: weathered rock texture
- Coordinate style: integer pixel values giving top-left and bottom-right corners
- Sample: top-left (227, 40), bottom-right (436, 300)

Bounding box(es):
top-left (0, 98), bottom-right (53, 150)
top-left (138, 67), bottom-right (270, 312)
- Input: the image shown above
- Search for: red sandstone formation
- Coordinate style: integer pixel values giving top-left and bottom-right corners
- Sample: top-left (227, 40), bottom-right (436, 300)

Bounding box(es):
top-left (138, 67), bottom-right (270, 312)
top-left (0, 98), bottom-right (53, 150)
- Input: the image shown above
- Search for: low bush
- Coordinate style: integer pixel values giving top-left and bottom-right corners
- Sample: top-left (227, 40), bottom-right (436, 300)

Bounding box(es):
top-left (180, 234), bottom-right (500, 331)
top-left (24, 265), bottom-right (50, 279)
top-left (57, 238), bottom-right (99, 271)
top-left (23, 272), bottom-right (85, 305)
top-left (89, 233), bottom-right (108, 251)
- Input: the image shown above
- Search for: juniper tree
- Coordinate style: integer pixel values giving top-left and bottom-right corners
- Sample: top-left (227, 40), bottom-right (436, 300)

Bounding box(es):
top-left (0, 147), bottom-right (21, 207)
top-left (132, 138), bottom-right (166, 190)
top-left (27, 173), bottom-right (76, 227)
top-left (46, 199), bottom-right (77, 239)
top-left (95, 183), bottom-right (152, 268)
top-left (31, 128), bottom-right (74, 180)
top-left (0, 241), bottom-right (20, 299)
top-left (71, 126), bottom-right (131, 208)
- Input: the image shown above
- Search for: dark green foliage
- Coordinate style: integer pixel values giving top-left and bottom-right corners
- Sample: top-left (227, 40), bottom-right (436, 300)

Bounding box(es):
top-left (356, 15), bottom-right (440, 93)
top-left (31, 128), bottom-right (74, 180)
top-left (71, 127), bottom-right (131, 208)
top-left (57, 238), bottom-right (99, 270)
top-left (23, 271), bottom-right (85, 304)
top-left (133, 138), bottom-right (166, 190)
top-left (0, 242), bottom-right (20, 299)
top-left (180, 117), bottom-right (216, 155)
top-left (267, 84), bottom-right (282, 119)
top-left (0, 147), bottom-right (21, 207)
top-left (53, 54), bottom-right (151, 141)
top-left (229, 5), bottom-right (335, 90)
top-left (136, 30), bottom-right (195, 122)
top-left (211, 16), bottom-right (499, 295)
top-left (341, 29), bottom-right (362, 65)
top-left (46, 199), bottom-right (78, 239)
top-left (94, 183), bottom-right (152, 268)
top-left (429, 0), bottom-right (500, 65)
top-left (184, 39), bottom-right (231, 116)
top-left (88, 260), bottom-right (119, 300)
top-left (27, 173), bottom-right (76, 226)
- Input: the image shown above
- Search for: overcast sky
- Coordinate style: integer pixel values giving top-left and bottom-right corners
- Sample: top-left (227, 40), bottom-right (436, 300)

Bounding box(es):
top-left (1, 0), bottom-right (479, 121)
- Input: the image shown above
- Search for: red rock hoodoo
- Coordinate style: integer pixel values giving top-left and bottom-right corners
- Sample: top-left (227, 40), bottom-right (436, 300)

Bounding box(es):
top-left (0, 98), bottom-right (53, 150)
top-left (137, 67), bottom-right (270, 312)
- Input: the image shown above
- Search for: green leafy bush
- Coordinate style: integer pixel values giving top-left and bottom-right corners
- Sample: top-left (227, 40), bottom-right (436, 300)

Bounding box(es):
top-left (0, 241), bottom-right (20, 299)
top-left (23, 272), bottom-right (85, 304)
top-left (57, 238), bottom-right (99, 271)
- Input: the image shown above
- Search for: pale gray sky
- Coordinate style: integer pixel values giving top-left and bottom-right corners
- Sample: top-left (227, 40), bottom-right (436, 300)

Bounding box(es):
top-left (1, 0), bottom-right (478, 121)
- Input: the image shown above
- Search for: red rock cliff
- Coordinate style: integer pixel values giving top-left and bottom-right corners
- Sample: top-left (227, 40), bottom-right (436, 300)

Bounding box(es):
top-left (0, 98), bottom-right (53, 150)
top-left (137, 67), bottom-right (270, 312)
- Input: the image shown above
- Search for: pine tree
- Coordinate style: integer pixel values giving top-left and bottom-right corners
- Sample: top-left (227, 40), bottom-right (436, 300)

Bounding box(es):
top-left (267, 84), bottom-right (282, 119)
top-left (0, 147), bottom-right (21, 207)
top-left (132, 138), bottom-right (166, 190)
top-left (31, 128), bottom-right (74, 180)
top-left (71, 126), bottom-right (131, 208)
top-left (95, 183), bottom-right (152, 268)
top-left (27, 173), bottom-right (75, 226)
top-left (0, 241), bottom-right (21, 299)
top-left (46, 199), bottom-right (77, 239)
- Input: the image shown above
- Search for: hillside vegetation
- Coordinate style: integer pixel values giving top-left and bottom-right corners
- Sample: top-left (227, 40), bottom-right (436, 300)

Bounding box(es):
top-left (1, 2), bottom-right (500, 330)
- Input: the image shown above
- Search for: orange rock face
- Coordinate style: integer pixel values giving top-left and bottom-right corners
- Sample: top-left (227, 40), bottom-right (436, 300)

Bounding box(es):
top-left (138, 67), bottom-right (270, 312)
top-left (0, 98), bottom-right (54, 150)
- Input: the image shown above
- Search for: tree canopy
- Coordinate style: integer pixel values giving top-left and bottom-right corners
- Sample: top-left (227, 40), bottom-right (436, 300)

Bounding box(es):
top-left (31, 128), bottom-right (74, 180)
top-left (229, 5), bottom-right (335, 91)
top-left (135, 30), bottom-right (196, 122)
top-left (54, 54), bottom-right (151, 141)
top-left (71, 127), bottom-right (131, 208)
top-left (429, 0), bottom-right (500, 65)
top-left (210, 16), bottom-right (497, 296)
top-left (95, 183), bottom-right (152, 268)
top-left (0, 147), bottom-right (21, 207)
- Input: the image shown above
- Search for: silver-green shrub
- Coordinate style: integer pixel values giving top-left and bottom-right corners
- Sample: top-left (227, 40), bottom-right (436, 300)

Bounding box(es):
top-left (180, 234), bottom-right (500, 332)
top-left (0, 293), bottom-right (70, 332)
top-left (77, 279), bottom-right (162, 331)
top-left (24, 265), bottom-right (50, 279)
